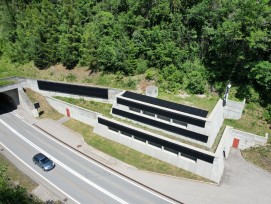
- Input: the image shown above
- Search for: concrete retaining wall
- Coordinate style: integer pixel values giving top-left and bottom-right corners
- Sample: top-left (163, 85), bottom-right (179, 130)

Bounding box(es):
top-left (94, 116), bottom-right (220, 183)
top-left (187, 99), bottom-right (225, 148)
top-left (46, 97), bottom-right (101, 126)
top-left (23, 79), bottom-right (40, 92)
top-left (224, 100), bottom-right (245, 119)
top-left (18, 88), bottom-right (39, 117)
top-left (206, 99), bottom-right (225, 147)
top-left (108, 89), bottom-right (123, 103)
top-left (231, 129), bottom-right (268, 150)
top-left (112, 102), bottom-right (210, 147)
top-left (212, 126), bottom-right (268, 183)
top-left (113, 97), bottom-right (226, 148)
top-left (22, 79), bottom-right (122, 104)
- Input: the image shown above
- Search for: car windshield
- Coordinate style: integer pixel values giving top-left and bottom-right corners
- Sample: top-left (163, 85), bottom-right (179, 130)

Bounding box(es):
top-left (40, 157), bottom-right (50, 164)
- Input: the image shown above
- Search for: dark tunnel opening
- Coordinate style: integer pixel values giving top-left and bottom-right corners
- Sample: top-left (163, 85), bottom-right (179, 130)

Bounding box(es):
top-left (0, 92), bottom-right (17, 114)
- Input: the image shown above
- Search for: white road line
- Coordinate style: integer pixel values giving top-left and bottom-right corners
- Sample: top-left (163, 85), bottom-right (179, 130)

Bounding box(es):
top-left (12, 112), bottom-right (24, 120)
top-left (0, 141), bottom-right (79, 204)
top-left (11, 112), bottom-right (176, 204)
top-left (0, 118), bottom-right (128, 204)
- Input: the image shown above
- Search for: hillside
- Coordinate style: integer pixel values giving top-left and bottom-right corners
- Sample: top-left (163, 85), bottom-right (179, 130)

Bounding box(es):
top-left (0, 0), bottom-right (270, 100)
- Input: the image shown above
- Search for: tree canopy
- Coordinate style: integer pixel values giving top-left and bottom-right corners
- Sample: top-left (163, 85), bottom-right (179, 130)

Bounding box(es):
top-left (0, 0), bottom-right (270, 99)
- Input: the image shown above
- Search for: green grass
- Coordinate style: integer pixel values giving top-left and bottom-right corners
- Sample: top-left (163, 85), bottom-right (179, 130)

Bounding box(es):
top-left (0, 154), bottom-right (38, 192)
top-left (0, 79), bottom-right (15, 87)
top-left (227, 86), bottom-right (244, 102)
top-left (158, 91), bottom-right (219, 112)
top-left (63, 119), bottom-right (212, 182)
top-left (83, 72), bottom-right (141, 90)
top-left (0, 58), bottom-right (38, 79)
top-left (211, 125), bottom-right (226, 152)
top-left (25, 88), bottom-right (63, 120)
top-left (224, 102), bottom-right (271, 139)
top-left (54, 96), bottom-right (113, 117)
top-left (242, 144), bottom-right (271, 173)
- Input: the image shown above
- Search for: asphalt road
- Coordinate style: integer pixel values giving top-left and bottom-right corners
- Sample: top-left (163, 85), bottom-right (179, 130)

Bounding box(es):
top-left (0, 111), bottom-right (177, 204)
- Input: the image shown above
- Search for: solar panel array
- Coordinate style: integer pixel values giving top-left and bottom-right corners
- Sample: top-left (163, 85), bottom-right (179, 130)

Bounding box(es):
top-left (38, 80), bottom-right (108, 99)
top-left (98, 117), bottom-right (214, 164)
top-left (112, 108), bottom-right (208, 143)
top-left (117, 98), bottom-right (206, 128)
top-left (122, 91), bottom-right (208, 118)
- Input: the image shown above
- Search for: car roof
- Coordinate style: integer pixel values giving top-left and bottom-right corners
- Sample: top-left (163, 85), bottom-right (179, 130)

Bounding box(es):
top-left (34, 153), bottom-right (46, 160)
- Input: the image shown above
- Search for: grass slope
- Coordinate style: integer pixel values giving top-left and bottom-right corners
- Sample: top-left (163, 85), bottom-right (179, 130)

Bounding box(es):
top-left (24, 88), bottom-right (63, 120)
top-left (63, 119), bottom-right (211, 182)
top-left (0, 154), bottom-right (38, 192)
top-left (242, 145), bottom-right (271, 173)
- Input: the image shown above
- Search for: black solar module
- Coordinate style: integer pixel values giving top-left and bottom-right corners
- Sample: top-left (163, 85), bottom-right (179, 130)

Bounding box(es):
top-left (117, 97), bottom-right (206, 128)
top-left (38, 80), bottom-right (108, 99)
top-left (98, 117), bottom-right (214, 163)
top-left (112, 108), bottom-right (208, 143)
top-left (122, 91), bottom-right (208, 118)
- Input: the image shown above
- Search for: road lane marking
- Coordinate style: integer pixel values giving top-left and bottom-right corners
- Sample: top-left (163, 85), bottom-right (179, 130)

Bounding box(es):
top-left (12, 112), bottom-right (24, 120)
top-left (0, 141), bottom-right (79, 204)
top-left (0, 118), bottom-right (129, 204)
top-left (11, 112), bottom-right (176, 204)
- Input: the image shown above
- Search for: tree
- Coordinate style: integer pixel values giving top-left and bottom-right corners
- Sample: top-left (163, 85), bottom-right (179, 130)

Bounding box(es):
top-left (58, 0), bottom-right (82, 69)
top-left (250, 61), bottom-right (271, 98)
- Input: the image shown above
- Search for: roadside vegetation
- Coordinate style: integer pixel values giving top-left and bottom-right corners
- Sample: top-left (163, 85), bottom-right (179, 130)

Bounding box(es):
top-left (242, 144), bottom-right (271, 173)
top-left (24, 88), bottom-right (63, 120)
top-left (63, 119), bottom-right (211, 182)
top-left (224, 102), bottom-right (271, 137)
top-left (0, 79), bottom-right (15, 87)
top-left (158, 91), bottom-right (219, 113)
top-left (0, 154), bottom-right (41, 203)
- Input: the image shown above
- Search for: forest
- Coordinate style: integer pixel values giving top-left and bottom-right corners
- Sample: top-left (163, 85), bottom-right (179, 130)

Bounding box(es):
top-left (0, 0), bottom-right (270, 101)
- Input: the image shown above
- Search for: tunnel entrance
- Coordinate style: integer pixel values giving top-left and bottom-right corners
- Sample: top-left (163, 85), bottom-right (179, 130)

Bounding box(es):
top-left (0, 91), bottom-right (17, 114)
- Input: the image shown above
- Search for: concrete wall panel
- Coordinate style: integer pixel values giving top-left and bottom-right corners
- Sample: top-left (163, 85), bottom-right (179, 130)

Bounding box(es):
top-left (224, 100), bottom-right (245, 119)
top-left (46, 97), bottom-right (101, 126)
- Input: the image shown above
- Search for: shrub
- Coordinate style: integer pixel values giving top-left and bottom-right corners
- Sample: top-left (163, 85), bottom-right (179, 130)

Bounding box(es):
top-left (136, 60), bottom-right (148, 74)
top-left (236, 85), bottom-right (259, 103)
top-left (263, 104), bottom-right (271, 124)
top-left (115, 71), bottom-right (124, 81)
top-left (65, 73), bottom-right (77, 82)
top-left (186, 71), bottom-right (207, 94)
top-left (126, 77), bottom-right (136, 89)
top-left (159, 64), bottom-right (184, 93)
top-left (145, 68), bottom-right (157, 80)
top-left (213, 81), bottom-right (226, 96)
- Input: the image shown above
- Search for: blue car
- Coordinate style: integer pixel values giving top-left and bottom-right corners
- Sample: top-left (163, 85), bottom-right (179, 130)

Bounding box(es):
top-left (33, 153), bottom-right (55, 171)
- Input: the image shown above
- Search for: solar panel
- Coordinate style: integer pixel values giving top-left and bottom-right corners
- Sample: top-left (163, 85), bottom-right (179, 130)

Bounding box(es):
top-left (117, 97), bottom-right (206, 128)
top-left (122, 91), bottom-right (208, 118)
top-left (112, 108), bottom-right (208, 143)
top-left (98, 117), bottom-right (214, 163)
top-left (38, 80), bottom-right (108, 99)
